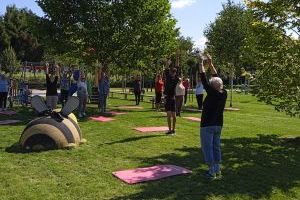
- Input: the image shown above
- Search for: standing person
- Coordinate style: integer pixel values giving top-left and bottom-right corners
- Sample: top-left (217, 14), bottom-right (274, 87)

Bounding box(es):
top-left (10, 78), bottom-right (17, 98)
top-left (198, 54), bottom-right (227, 180)
top-left (60, 68), bottom-right (71, 107)
top-left (77, 72), bottom-right (88, 118)
top-left (46, 63), bottom-right (59, 110)
top-left (68, 67), bottom-right (80, 97)
top-left (164, 60), bottom-right (180, 135)
top-left (175, 78), bottom-right (185, 117)
top-left (183, 77), bottom-right (190, 106)
top-left (195, 77), bottom-right (204, 110)
top-left (155, 74), bottom-right (164, 111)
top-left (0, 73), bottom-right (9, 111)
top-left (133, 75), bottom-right (142, 105)
top-left (98, 66), bottom-right (110, 113)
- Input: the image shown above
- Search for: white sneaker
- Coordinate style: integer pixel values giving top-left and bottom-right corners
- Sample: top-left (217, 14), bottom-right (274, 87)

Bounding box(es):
top-left (78, 113), bottom-right (83, 118)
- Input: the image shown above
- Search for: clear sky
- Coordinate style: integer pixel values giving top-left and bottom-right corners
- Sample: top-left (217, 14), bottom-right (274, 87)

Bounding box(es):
top-left (0, 0), bottom-right (244, 49)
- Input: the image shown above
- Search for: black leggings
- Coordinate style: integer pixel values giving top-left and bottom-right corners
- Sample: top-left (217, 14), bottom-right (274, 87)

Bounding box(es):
top-left (134, 92), bottom-right (141, 105)
top-left (0, 92), bottom-right (8, 109)
top-left (184, 90), bottom-right (188, 104)
top-left (196, 94), bottom-right (204, 110)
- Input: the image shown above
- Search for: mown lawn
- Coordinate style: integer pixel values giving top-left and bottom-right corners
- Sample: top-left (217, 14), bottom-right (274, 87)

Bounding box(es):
top-left (0, 92), bottom-right (299, 200)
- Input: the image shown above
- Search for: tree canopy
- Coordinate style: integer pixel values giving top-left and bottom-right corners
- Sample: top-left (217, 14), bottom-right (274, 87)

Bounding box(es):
top-left (0, 5), bottom-right (44, 62)
top-left (37, 0), bottom-right (178, 72)
top-left (245, 0), bottom-right (300, 117)
top-left (204, 1), bottom-right (252, 78)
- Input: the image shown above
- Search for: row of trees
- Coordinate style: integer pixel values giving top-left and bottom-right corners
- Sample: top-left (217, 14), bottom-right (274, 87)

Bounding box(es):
top-left (0, 2), bottom-right (196, 78)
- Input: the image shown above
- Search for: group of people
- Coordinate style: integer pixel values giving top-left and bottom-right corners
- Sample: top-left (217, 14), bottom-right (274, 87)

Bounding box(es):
top-left (0, 73), bottom-right (30, 110)
top-left (153, 71), bottom-right (200, 116)
top-left (45, 63), bottom-right (89, 118)
top-left (3, 56), bottom-right (227, 180)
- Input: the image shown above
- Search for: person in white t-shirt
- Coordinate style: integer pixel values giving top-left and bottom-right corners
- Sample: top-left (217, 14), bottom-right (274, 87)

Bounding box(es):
top-left (195, 77), bottom-right (205, 110)
top-left (175, 78), bottom-right (185, 117)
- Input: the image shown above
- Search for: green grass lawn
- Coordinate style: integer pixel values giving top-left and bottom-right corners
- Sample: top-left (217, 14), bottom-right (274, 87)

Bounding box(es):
top-left (0, 92), bottom-right (299, 200)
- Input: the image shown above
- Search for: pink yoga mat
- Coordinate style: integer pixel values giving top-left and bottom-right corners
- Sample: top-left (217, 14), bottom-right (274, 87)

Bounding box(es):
top-left (113, 165), bottom-right (192, 184)
top-left (183, 117), bottom-right (201, 122)
top-left (134, 127), bottom-right (169, 133)
top-left (0, 110), bottom-right (17, 116)
top-left (90, 116), bottom-right (115, 122)
top-left (0, 120), bottom-right (21, 125)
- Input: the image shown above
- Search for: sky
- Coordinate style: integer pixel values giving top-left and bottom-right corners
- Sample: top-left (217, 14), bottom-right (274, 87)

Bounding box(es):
top-left (0, 0), bottom-right (244, 49)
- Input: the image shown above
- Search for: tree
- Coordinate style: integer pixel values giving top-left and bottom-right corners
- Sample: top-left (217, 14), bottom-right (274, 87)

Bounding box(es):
top-left (245, 0), bottom-right (300, 117)
top-left (0, 46), bottom-right (19, 75)
top-left (177, 36), bottom-right (194, 75)
top-left (37, 0), bottom-right (178, 72)
top-left (0, 5), bottom-right (44, 62)
top-left (204, 1), bottom-right (252, 106)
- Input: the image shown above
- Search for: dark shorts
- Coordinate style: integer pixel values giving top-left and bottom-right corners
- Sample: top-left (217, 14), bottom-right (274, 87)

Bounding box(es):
top-left (155, 92), bottom-right (162, 104)
top-left (165, 96), bottom-right (176, 112)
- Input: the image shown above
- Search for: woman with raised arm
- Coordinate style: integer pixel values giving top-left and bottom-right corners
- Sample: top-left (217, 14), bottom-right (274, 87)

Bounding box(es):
top-left (45, 63), bottom-right (60, 110)
top-left (98, 65), bottom-right (110, 113)
top-left (198, 54), bottom-right (227, 180)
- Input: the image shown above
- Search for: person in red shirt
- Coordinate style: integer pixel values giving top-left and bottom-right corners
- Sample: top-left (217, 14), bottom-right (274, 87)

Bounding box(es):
top-left (183, 77), bottom-right (190, 106)
top-left (155, 74), bottom-right (164, 111)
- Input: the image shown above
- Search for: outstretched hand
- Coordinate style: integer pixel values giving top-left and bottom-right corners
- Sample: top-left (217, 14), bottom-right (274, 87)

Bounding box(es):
top-left (207, 54), bottom-right (213, 66)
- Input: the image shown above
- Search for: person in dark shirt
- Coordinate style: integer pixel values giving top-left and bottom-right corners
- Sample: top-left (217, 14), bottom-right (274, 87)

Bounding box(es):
top-left (164, 59), bottom-right (180, 135)
top-left (198, 54), bottom-right (227, 180)
top-left (46, 63), bottom-right (59, 110)
top-left (133, 75), bottom-right (142, 105)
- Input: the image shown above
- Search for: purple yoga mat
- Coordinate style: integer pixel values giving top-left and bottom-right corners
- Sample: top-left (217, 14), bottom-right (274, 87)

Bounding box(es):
top-left (113, 165), bottom-right (192, 184)
top-left (0, 110), bottom-right (17, 116)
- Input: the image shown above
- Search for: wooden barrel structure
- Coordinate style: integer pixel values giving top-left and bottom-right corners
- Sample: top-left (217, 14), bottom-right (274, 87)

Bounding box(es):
top-left (20, 113), bottom-right (86, 151)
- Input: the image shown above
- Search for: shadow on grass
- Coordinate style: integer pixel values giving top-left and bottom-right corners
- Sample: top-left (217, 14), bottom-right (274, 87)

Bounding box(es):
top-left (102, 135), bottom-right (166, 146)
top-left (5, 142), bottom-right (29, 154)
top-left (0, 107), bottom-right (36, 125)
top-left (111, 134), bottom-right (300, 200)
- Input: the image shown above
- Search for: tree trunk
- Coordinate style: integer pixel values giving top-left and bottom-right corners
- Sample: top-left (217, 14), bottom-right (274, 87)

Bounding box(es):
top-left (230, 77), bottom-right (233, 107)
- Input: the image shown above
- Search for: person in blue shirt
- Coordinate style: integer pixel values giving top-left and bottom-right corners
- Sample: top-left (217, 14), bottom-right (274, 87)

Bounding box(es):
top-left (0, 73), bottom-right (9, 111)
top-left (98, 66), bottom-right (110, 113)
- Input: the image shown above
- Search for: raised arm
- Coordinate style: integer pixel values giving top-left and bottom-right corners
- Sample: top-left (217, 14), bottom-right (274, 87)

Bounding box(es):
top-left (55, 65), bottom-right (60, 77)
top-left (198, 54), bottom-right (210, 91)
top-left (207, 54), bottom-right (218, 76)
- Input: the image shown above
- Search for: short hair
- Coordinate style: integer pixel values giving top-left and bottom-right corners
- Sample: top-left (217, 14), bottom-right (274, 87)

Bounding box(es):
top-left (209, 77), bottom-right (223, 90)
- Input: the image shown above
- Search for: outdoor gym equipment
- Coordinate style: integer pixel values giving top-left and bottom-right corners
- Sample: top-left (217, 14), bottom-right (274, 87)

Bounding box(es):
top-left (19, 95), bottom-right (86, 151)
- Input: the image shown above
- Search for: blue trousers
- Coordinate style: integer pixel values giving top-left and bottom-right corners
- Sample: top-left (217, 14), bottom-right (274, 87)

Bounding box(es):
top-left (99, 93), bottom-right (108, 113)
top-left (200, 126), bottom-right (222, 166)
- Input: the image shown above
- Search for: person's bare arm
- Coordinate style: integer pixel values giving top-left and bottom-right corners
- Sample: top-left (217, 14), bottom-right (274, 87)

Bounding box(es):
top-left (98, 66), bottom-right (102, 80)
top-left (55, 65), bottom-right (60, 77)
top-left (45, 63), bottom-right (49, 75)
top-left (198, 54), bottom-right (211, 91)
top-left (198, 55), bottom-right (205, 73)
top-left (207, 54), bottom-right (217, 75)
